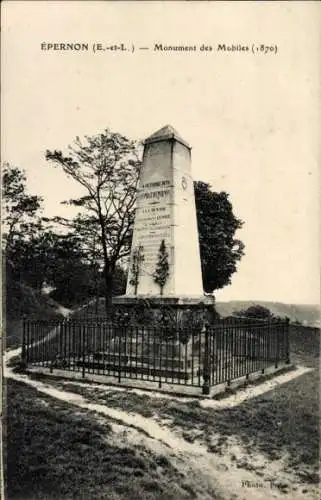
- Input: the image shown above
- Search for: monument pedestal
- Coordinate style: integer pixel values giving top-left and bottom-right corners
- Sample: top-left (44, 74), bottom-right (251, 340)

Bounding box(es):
top-left (101, 126), bottom-right (217, 382)
top-left (111, 294), bottom-right (216, 330)
top-left (107, 294), bottom-right (216, 380)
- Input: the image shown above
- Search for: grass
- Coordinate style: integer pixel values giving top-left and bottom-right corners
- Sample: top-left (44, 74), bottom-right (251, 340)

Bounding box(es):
top-left (5, 279), bottom-right (64, 349)
top-left (42, 371), bottom-right (319, 479)
top-left (288, 324), bottom-right (320, 367)
top-left (5, 379), bottom-right (220, 500)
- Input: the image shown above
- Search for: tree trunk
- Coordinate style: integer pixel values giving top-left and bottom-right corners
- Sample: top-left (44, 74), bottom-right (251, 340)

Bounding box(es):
top-left (97, 195), bottom-right (114, 314)
top-left (104, 264), bottom-right (114, 313)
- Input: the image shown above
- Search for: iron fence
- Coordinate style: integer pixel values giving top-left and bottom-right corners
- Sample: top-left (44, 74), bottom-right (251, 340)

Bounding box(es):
top-left (21, 316), bottom-right (290, 394)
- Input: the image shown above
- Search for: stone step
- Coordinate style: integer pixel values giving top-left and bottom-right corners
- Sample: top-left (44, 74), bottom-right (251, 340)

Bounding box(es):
top-left (91, 352), bottom-right (199, 369)
top-left (76, 360), bottom-right (199, 380)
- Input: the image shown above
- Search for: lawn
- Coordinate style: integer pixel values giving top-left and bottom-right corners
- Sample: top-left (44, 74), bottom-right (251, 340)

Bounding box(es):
top-left (5, 379), bottom-right (220, 500)
top-left (40, 366), bottom-right (319, 488)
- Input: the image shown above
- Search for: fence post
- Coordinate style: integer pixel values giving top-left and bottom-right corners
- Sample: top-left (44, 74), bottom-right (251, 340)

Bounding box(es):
top-left (63, 319), bottom-right (67, 364)
top-left (159, 329), bottom-right (162, 389)
top-left (275, 320), bottom-right (280, 369)
top-left (285, 317), bottom-right (290, 364)
top-left (26, 322), bottom-right (31, 365)
top-left (82, 324), bottom-right (86, 378)
top-left (21, 317), bottom-right (26, 360)
top-left (21, 317), bottom-right (27, 370)
top-left (59, 321), bottom-right (63, 361)
top-left (118, 327), bottom-right (122, 383)
top-left (202, 324), bottom-right (211, 395)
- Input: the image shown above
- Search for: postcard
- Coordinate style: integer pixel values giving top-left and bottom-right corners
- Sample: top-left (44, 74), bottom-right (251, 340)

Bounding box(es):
top-left (2, 2), bottom-right (320, 499)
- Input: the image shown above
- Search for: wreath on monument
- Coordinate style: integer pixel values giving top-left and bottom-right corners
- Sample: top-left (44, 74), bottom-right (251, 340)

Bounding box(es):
top-left (129, 245), bottom-right (145, 294)
top-left (153, 239), bottom-right (169, 296)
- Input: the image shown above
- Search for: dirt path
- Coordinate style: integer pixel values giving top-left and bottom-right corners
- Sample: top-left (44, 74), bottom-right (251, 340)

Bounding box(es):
top-left (7, 299), bottom-right (96, 356)
top-left (4, 347), bottom-right (315, 500)
top-left (26, 364), bottom-right (312, 409)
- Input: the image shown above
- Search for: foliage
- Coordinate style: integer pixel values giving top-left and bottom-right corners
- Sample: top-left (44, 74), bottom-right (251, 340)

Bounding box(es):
top-left (2, 163), bottom-right (50, 296)
top-left (234, 304), bottom-right (275, 319)
top-left (153, 239), bottom-right (170, 295)
top-left (4, 258), bottom-right (64, 348)
top-left (6, 222), bottom-right (104, 307)
top-left (2, 162), bottom-right (43, 253)
top-left (129, 245), bottom-right (145, 294)
top-left (46, 233), bottom-right (99, 306)
top-left (46, 130), bottom-right (140, 308)
top-left (2, 160), bottom-right (128, 311)
top-left (194, 181), bottom-right (245, 293)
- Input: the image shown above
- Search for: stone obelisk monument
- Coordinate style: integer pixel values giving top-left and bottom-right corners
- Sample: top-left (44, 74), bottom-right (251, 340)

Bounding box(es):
top-left (113, 125), bottom-right (214, 324)
top-left (126, 125), bottom-right (203, 296)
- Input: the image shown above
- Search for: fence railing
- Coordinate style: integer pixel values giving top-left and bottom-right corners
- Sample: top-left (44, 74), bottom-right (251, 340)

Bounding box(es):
top-left (21, 316), bottom-right (290, 394)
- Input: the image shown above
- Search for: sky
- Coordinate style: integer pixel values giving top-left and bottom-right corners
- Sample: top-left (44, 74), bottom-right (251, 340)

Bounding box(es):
top-left (2, 1), bottom-right (320, 305)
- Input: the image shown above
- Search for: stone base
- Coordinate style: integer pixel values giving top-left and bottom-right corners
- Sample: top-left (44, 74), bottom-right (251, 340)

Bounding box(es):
top-left (112, 294), bottom-right (215, 307)
top-left (27, 362), bottom-right (295, 397)
top-left (111, 294), bottom-right (217, 330)
top-left (77, 357), bottom-right (197, 381)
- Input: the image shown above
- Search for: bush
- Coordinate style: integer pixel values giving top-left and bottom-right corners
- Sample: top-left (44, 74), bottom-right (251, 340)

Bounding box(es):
top-left (234, 305), bottom-right (274, 319)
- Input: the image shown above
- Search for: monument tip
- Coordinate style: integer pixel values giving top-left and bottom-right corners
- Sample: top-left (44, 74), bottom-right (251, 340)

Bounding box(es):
top-left (144, 125), bottom-right (191, 148)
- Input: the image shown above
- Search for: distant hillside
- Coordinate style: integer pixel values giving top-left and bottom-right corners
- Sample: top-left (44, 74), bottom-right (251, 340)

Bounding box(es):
top-left (215, 300), bottom-right (320, 327)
